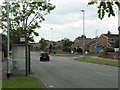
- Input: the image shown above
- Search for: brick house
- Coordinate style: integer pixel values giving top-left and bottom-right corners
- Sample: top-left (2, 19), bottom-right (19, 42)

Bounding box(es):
top-left (98, 31), bottom-right (119, 47)
top-left (72, 36), bottom-right (92, 51)
top-left (85, 39), bottom-right (107, 53)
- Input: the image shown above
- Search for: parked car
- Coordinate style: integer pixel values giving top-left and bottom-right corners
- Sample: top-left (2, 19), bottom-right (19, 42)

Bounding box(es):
top-left (40, 52), bottom-right (50, 61)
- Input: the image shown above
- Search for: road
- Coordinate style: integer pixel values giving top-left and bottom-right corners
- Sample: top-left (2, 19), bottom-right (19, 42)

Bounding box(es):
top-left (31, 52), bottom-right (118, 88)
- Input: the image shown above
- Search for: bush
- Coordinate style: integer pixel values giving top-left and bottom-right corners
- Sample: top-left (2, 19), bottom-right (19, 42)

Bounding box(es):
top-left (104, 47), bottom-right (115, 55)
top-left (105, 47), bottom-right (114, 52)
top-left (100, 50), bottom-right (104, 53)
top-left (63, 47), bottom-right (71, 52)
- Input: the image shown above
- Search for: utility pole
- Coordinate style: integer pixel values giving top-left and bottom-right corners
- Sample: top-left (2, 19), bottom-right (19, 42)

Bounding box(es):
top-left (7, 1), bottom-right (11, 78)
top-left (81, 10), bottom-right (85, 57)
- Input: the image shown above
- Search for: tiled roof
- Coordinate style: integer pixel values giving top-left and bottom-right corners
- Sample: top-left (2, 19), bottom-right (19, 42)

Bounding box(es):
top-left (103, 34), bottom-right (119, 37)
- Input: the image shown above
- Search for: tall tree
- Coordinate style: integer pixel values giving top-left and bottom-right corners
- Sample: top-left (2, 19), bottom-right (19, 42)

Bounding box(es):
top-left (39, 38), bottom-right (48, 51)
top-left (62, 38), bottom-right (73, 48)
top-left (62, 38), bottom-right (73, 52)
top-left (0, 1), bottom-right (55, 44)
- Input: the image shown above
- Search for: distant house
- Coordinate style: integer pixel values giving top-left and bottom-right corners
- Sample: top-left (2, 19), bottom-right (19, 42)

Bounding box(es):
top-left (84, 39), bottom-right (107, 53)
top-left (98, 31), bottom-right (119, 47)
top-left (72, 36), bottom-right (92, 51)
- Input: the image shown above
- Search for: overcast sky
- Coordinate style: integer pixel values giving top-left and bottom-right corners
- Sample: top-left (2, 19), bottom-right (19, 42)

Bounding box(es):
top-left (0, 0), bottom-right (119, 42)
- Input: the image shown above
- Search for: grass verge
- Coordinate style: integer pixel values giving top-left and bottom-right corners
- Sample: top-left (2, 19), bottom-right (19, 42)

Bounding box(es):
top-left (2, 76), bottom-right (44, 88)
top-left (75, 57), bottom-right (120, 67)
top-left (51, 53), bottom-right (75, 57)
top-left (0, 80), bottom-right (2, 89)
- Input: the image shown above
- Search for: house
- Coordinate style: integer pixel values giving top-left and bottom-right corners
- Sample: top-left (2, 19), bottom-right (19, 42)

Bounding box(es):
top-left (98, 31), bottom-right (119, 47)
top-left (72, 36), bottom-right (92, 51)
top-left (84, 38), bottom-right (107, 53)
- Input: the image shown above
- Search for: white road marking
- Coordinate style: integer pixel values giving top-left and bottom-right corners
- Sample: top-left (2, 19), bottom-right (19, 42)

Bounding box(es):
top-left (73, 57), bottom-right (77, 58)
top-left (48, 85), bottom-right (54, 88)
top-left (95, 71), bottom-right (113, 77)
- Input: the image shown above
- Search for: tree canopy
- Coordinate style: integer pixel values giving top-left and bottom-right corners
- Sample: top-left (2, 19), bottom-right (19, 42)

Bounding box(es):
top-left (39, 38), bottom-right (48, 51)
top-left (0, 1), bottom-right (55, 44)
top-left (62, 38), bottom-right (73, 48)
top-left (88, 0), bottom-right (120, 20)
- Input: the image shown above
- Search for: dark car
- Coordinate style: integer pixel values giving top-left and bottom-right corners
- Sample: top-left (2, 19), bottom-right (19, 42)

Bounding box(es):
top-left (40, 52), bottom-right (50, 61)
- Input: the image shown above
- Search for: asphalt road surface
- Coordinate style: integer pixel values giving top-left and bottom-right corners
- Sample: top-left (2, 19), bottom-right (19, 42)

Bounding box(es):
top-left (31, 52), bottom-right (118, 88)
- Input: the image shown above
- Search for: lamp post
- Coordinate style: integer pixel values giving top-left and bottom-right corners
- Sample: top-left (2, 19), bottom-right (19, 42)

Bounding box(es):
top-left (118, 26), bottom-right (120, 60)
top-left (81, 10), bottom-right (85, 57)
top-left (51, 28), bottom-right (53, 42)
top-left (7, 2), bottom-right (11, 78)
top-left (96, 29), bottom-right (98, 38)
top-left (51, 28), bottom-right (53, 53)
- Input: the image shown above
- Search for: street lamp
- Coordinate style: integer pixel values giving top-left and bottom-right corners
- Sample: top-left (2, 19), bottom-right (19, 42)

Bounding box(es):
top-left (81, 10), bottom-right (85, 57)
top-left (118, 26), bottom-right (120, 60)
top-left (96, 29), bottom-right (98, 38)
top-left (51, 28), bottom-right (53, 41)
top-left (7, 2), bottom-right (11, 78)
top-left (51, 28), bottom-right (53, 53)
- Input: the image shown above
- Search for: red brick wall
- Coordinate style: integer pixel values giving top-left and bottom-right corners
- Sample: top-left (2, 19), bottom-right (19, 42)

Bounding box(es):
top-left (98, 34), bottom-right (108, 45)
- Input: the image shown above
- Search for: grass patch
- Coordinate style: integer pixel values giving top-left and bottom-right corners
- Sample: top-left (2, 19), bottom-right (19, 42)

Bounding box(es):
top-left (75, 57), bottom-right (120, 67)
top-left (2, 76), bottom-right (44, 88)
top-left (51, 54), bottom-right (74, 57)
top-left (0, 80), bottom-right (2, 89)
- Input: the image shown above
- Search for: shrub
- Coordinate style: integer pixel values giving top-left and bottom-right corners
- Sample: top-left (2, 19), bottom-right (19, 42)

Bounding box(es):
top-left (104, 47), bottom-right (115, 55)
top-left (100, 50), bottom-right (104, 53)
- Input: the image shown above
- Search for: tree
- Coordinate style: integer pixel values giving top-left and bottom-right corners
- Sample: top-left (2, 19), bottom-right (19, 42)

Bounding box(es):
top-left (0, 1), bottom-right (55, 44)
top-left (39, 38), bottom-right (48, 51)
top-left (62, 38), bottom-right (73, 52)
top-left (88, 0), bottom-right (120, 20)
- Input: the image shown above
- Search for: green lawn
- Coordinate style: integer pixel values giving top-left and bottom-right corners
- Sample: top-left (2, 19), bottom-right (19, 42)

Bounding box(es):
top-left (51, 53), bottom-right (75, 57)
top-left (0, 80), bottom-right (2, 89)
top-left (75, 57), bottom-right (120, 67)
top-left (2, 76), bottom-right (44, 88)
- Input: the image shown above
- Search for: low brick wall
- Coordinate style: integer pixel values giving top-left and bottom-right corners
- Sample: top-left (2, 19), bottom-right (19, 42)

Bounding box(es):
top-left (98, 52), bottom-right (119, 60)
